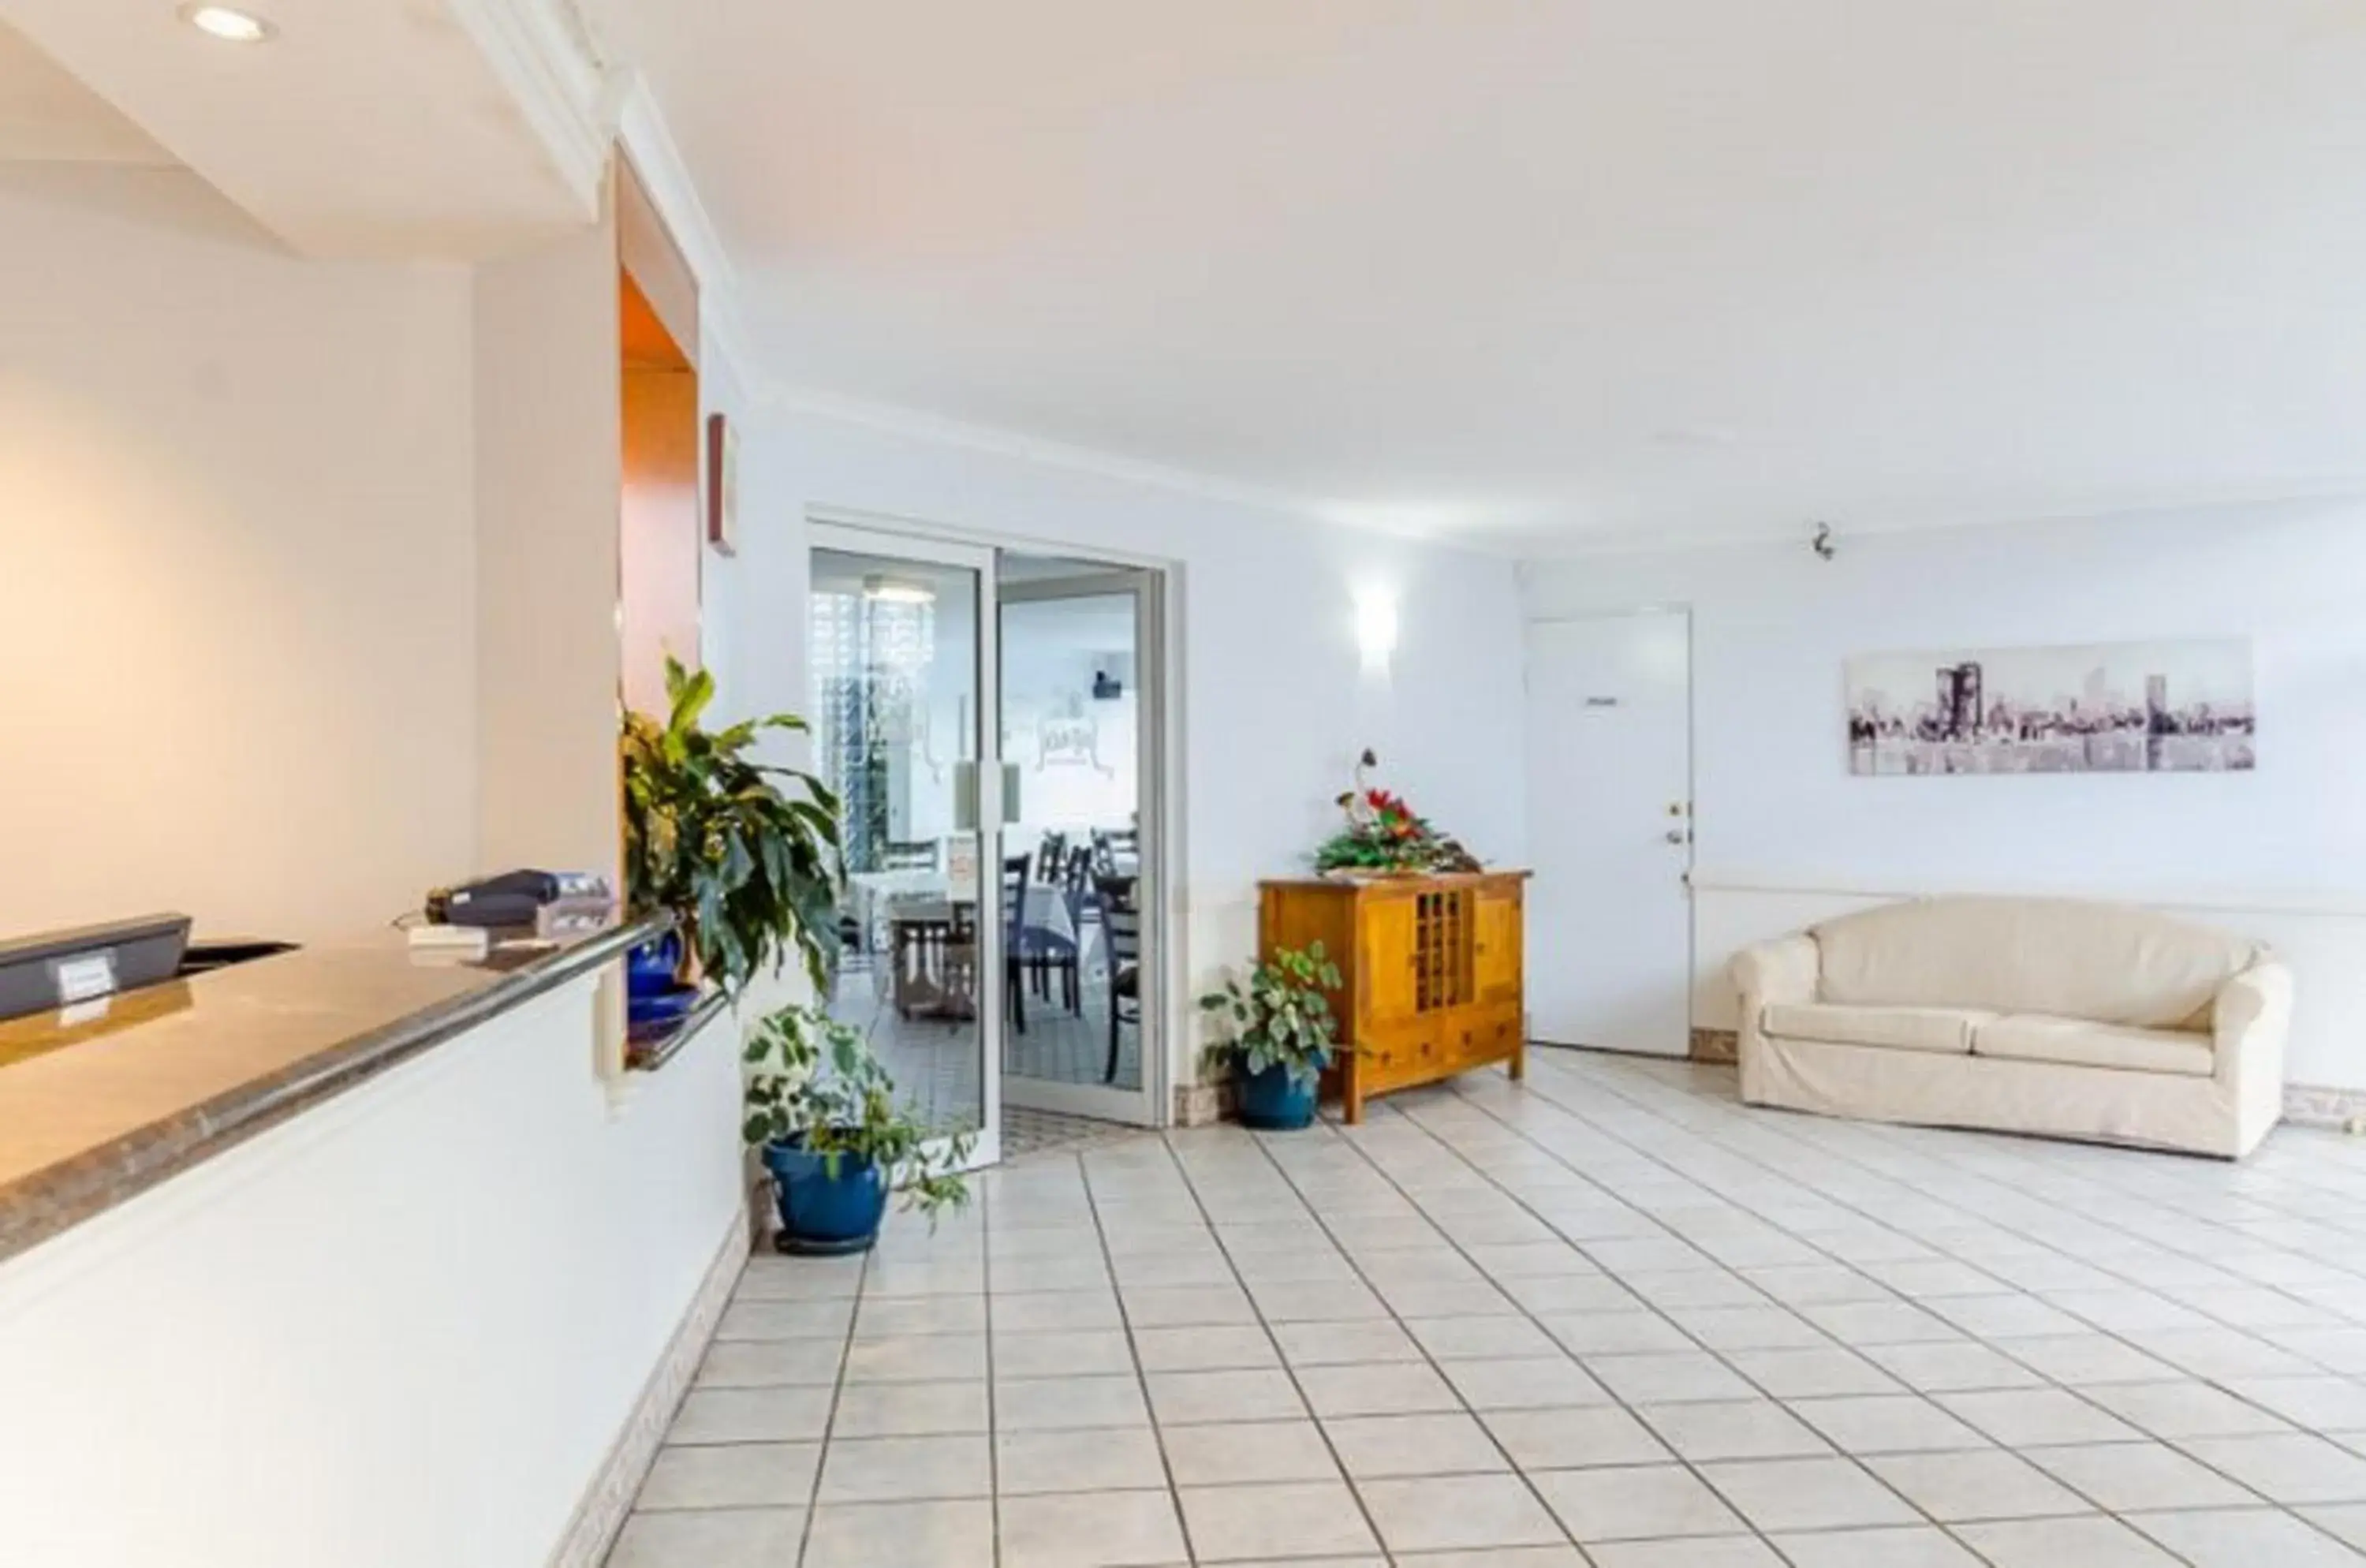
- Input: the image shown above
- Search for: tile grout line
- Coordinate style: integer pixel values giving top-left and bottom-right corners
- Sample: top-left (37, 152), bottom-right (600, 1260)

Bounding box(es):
top-left (1442, 1061), bottom-right (2221, 1566)
top-left (630, 1051), bottom-right (2366, 1566)
top-left (1222, 1112), bottom-right (1594, 1558)
top-left (1502, 1055), bottom-right (2357, 1510)
top-left (789, 1250), bottom-right (868, 1568)
top-left (1292, 1096), bottom-right (1816, 1560)
top-left (1073, 1144), bottom-right (1209, 1566)
top-left (982, 1176), bottom-right (1005, 1568)
top-left (1468, 1055), bottom-right (2316, 1565)
top-left (1383, 1073), bottom-right (2047, 1564)
top-left (1151, 1128), bottom-right (1407, 1562)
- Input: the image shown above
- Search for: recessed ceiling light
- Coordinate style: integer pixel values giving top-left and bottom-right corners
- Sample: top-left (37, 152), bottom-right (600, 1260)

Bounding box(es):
top-left (179, 4), bottom-right (278, 43)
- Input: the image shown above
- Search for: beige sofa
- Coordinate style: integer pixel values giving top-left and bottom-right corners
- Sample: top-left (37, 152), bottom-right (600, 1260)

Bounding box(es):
top-left (1732, 897), bottom-right (2291, 1159)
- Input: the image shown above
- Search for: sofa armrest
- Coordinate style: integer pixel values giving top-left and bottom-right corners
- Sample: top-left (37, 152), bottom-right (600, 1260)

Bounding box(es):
top-left (2215, 958), bottom-right (2293, 1074)
top-left (1731, 934), bottom-right (1819, 1012)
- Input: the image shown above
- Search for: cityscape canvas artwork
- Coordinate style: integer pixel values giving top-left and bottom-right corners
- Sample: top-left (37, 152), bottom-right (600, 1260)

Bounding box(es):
top-left (1847, 638), bottom-right (2256, 776)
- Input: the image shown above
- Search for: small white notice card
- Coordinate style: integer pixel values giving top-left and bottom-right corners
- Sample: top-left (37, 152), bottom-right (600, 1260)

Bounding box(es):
top-left (52, 953), bottom-right (118, 1006)
top-left (945, 834), bottom-right (980, 903)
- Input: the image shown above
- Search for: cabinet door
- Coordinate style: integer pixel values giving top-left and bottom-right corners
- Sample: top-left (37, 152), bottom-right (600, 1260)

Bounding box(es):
top-left (1473, 883), bottom-right (1523, 1004)
top-left (1359, 894), bottom-right (1420, 1024)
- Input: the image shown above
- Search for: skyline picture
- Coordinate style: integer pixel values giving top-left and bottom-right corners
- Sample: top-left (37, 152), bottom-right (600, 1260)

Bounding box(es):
top-left (1847, 638), bottom-right (2256, 776)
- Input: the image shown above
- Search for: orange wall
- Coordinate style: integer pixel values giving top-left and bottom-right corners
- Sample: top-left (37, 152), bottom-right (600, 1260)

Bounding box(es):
top-left (618, 364), bottom-right (702, 717)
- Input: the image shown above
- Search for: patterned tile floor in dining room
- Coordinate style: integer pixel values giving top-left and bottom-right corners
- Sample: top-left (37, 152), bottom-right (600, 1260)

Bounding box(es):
top-left (607, 1047), bottom-right (2366, 1566)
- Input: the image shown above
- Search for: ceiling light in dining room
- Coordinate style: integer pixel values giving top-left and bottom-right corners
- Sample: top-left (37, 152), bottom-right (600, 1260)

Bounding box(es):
top-left (862, 575), bottom-right (936, 607)
top-left (178, 4), bottom-right (278, 43)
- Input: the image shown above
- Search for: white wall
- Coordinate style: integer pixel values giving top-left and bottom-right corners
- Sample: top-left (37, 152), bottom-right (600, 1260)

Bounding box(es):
top-left (473, 207), bottom-right (627, 888)
top-left (0, 166), bottom-right (476, 943)
top-left (1521, 498), bottom-right (2366, 1089)
top-left (0, 976), bottom-right (745, 1567)
top-left (701, 404), bottom-right (1529, 1075)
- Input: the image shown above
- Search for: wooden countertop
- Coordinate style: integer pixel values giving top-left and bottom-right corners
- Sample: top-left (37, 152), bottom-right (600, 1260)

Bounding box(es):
top-left (0, 919), bottom-right (659, 1266)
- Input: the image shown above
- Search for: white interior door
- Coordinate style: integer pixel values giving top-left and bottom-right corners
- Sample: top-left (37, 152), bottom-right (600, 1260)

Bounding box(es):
top-left (1524, 610), bottom-right (1694, 1056)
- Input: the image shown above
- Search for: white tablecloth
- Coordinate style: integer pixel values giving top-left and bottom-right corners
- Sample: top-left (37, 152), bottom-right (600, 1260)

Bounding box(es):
top-left (845, 869), bottom-right (946, 942)
top-left (849, 872), bottom-right (1080, 948)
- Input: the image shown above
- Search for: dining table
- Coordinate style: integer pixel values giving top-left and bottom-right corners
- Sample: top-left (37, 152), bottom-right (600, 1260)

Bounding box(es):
top-left (856, 872), bottom-right (1088, 1021)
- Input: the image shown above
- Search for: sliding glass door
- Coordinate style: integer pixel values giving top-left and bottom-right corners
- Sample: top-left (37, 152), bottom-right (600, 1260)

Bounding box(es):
top-left (808, 524), bottom-right (1001, 1167)
top-left (997, 567), bottom-right (1162, 1126)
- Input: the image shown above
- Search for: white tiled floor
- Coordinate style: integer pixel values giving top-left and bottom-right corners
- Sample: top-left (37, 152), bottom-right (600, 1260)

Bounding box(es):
top-left (831, 954), bottom-right (1147, 1136)
top-left (608, 1048), bottom-right (2366, 1566)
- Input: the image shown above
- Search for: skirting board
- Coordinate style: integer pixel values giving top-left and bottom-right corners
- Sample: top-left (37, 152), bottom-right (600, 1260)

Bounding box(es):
top-left (547, 1202), bottom-right (752, 1568)
top-left (1687, 1029), bottom-right (2366, 1133)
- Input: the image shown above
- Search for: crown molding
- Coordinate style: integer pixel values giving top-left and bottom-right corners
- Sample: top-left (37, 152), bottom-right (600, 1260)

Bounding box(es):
top-left (1512, 477), bottom-right (2366, 561)
top-left (764, 382), bottom-right (1371, 531)
top-left (446, 0), bottom-right (614, 218)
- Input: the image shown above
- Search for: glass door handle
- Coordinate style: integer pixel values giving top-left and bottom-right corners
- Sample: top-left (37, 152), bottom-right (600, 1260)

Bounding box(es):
top-left (954, 762), bottom-right (978, 831)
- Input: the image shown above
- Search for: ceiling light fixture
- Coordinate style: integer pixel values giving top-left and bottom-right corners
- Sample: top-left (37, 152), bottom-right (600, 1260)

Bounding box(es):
top-left (862, 575), bottom-right (935, 607)
top-left (179, 4), bottom-right (278, 43)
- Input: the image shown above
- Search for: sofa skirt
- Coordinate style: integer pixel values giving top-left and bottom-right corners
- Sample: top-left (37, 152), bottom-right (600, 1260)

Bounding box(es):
top-left (1739, 1031), bottom-right (2278, 1159)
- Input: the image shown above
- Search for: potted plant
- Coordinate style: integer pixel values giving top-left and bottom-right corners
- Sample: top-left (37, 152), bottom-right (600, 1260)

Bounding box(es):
top-left (621, 656), bottom-right (843, 1031)
top-left (1199, 942), bottom-right (1346, 1130)
top-left (742, 1003), bottom-right (974, 1254)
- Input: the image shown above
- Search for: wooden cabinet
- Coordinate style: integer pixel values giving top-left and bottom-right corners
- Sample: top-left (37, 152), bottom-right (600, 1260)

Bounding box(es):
top-left (1259, 872), bottom-right (1530, 1124)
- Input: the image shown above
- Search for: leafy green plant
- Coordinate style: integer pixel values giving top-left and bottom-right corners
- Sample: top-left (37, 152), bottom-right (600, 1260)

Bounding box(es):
top-left (1198, 942), bottom-right (1346, 1088)
top-left (622, 656), bottom-right (842, 996)
top-left (742, 1004), bottom-right (974, 1219)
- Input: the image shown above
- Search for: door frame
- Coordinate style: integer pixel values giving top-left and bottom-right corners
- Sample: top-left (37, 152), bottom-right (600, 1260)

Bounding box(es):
top-left (808, 518), bottom-right (1006, 1168)
top-left (997, 569), bottom-right (1165, 1126)
top-left (810, 506), bottom-right (1185, 1133)
top-left (1523, 603), bottom-right (1697, 1056)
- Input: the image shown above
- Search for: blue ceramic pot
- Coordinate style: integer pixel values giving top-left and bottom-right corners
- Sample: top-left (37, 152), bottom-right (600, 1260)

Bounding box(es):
top-left (763, 1136), bottom-right (890, 1256)
top-left (626, 982), bottom-right (697, 1036)
top-left (626, 931), bottom-right (684, 998)
top-left (1236, 1061), bottom-right (1320, 1131)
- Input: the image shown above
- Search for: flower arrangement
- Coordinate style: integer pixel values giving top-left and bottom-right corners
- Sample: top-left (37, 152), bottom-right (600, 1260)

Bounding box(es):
top-left (1312, 750), bottom-right (1482, 875)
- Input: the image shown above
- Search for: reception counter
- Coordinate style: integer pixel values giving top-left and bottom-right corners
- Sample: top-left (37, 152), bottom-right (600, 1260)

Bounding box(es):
top-left (0, 921), bottom-right (659, 1264)
top-left (0, 920), bottom-right (753, 1567)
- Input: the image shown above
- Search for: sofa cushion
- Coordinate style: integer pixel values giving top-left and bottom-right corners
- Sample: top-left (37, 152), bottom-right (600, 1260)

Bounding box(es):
top-left (1811, 897), bottom-right (2256, 1030)
top-left (1761, 1002), bottom-right (1989, 1055)
top-left (1974, 1014), bottom-right (2215, 1077)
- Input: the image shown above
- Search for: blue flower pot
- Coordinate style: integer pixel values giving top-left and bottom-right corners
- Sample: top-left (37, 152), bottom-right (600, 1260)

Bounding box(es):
top-left (1236, 1061), bottom-right (1320, 1131)
top-left (626, 932), bottom-right (684, 998)
top-left (626, 983), bottom-right (698, 1046)
top-left (763, 1136), bottom-right (890, 1256)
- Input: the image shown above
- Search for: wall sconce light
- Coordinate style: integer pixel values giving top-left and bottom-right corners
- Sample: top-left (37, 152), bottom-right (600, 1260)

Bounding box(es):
top-left (1356, 590), bottom-right (1400, 672)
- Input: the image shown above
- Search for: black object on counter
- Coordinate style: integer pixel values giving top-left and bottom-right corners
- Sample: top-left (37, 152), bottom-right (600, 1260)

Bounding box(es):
top-left (0, 914), bottom-right (192, 1024)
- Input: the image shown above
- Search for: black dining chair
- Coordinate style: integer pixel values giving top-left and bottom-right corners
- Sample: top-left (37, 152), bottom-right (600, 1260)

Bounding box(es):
top-left (1001, 854), bottom-right (1031, 1033)
top-left (1096, 874), bottom-right (1141, 1082)
top-left (1017, 849), bottom-right (1088, 1015)
top-left (1034, 830), bottom-right (1067, 884)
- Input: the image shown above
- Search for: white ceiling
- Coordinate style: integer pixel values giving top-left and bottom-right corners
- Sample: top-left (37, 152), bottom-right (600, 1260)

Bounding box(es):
top-left (588, 0), bottom-right (2366, 551)
top-left (0, 1), bottom-right (602, 257)
top-left (0, 21), bottom-right (172, 165)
